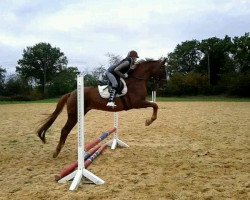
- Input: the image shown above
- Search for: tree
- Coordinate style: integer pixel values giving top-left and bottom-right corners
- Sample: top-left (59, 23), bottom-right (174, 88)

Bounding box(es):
top-left (167, 40), bottom-right (202, 75)
top-left (106, 53), bottom-right (122, 66)
top-left (231, 32), bottom-right (250, 74)
top-left (4, 74), bottom-right (30, 97)
top-left (199, 36), bottom-right (233, 85)
top-left (84, 74), bottom-right (98, 86)
top-left (0, 66), bottom-right (6, 95)
top-left (48, 67), bottom-right (80, 96)
top-left (81, 53), bottom-right (122, 87)
top-left (16, 42), bottom-right (68, 97)
top-left (164, 72), bottom-right (210, 96)
top-left (91, 65), bottom-right (107, 81)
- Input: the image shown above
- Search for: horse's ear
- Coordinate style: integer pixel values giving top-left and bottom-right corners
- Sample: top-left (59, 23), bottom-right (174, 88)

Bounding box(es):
top-left (161, 58), bottom-right (167, 65)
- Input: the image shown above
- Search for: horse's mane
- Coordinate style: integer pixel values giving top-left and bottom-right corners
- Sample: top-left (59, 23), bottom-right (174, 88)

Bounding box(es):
top-left (128, 58), bottom-right (159, 76)
top-left (135, 58), bottom-right (158, 65)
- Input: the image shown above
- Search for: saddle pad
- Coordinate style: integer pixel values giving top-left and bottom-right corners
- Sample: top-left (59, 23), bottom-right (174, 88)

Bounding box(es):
top-left (98, 78), bottom-right (127, 99)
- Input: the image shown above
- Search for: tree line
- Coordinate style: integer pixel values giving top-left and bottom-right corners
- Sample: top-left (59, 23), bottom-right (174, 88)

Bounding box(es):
top-left (165, 33), bottom-right (249, 97)
top-left (0, 43), bottom-right (120, 100)
top-left (0, 33), bottom-right (249, 101)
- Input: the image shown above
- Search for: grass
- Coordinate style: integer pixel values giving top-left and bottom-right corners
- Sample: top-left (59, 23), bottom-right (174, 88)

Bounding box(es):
top-left (1, 96), bottom-right (250, 105)
top-left (0, 98), bottom-right (59, 105)
top-left (149, 96), bottom-right (250, 102)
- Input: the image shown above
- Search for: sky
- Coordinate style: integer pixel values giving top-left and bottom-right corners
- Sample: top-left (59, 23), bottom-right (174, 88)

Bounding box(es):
top-left (0, 0), bottom-right (249, 73)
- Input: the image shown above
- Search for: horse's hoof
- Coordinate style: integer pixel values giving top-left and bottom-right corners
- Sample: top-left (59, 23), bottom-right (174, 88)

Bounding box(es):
top-left (37, 133), bottom-right (45, 143)
top-left (145, 119), bottom-right (151, 126)
top-left (53, 152), bottom-right (58, 158)
top-left (41, 138), bottom-right (46, 144)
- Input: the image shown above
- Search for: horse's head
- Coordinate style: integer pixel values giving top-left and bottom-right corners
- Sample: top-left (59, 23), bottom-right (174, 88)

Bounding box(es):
top-left (154, 58), bottom-right (167, 82)
top-left (130, 58), bottom-right (167, 81)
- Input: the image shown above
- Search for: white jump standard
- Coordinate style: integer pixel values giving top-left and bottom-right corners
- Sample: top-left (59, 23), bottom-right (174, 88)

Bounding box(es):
top-left (60, 75), bottom-right (129, 191)
top-left (69, 75), bottom-right (104, 191)
top-left (150, 91), bottom-right (156, 102)
top-left (107, 112), bottom-right (129, 150)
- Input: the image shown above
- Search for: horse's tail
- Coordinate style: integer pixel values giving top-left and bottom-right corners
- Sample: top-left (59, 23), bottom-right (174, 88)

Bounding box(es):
top-left (37, 93), bottom-right (71, 143)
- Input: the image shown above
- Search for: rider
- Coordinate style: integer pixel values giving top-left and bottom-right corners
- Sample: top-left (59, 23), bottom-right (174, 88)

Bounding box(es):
top-left (106, 50), bottom-right (139, 107)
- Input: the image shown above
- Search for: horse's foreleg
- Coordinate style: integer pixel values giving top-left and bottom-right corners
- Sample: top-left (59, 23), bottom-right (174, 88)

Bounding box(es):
top-left (136, 101), bottom-right (158, 126)
top-left (145, 101), bottom-right (158, 126)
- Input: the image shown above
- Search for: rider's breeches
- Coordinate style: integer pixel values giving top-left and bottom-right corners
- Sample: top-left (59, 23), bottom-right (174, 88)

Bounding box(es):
top-left (106, 71), bottom-right (119, 89)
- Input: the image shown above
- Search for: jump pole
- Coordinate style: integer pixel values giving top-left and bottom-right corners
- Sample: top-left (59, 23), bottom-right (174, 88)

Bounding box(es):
top-left (67, 74), bottom-right (104, 191)
top-left (107, 112), bottom-right (129, 150)
top-left (56, 128), bottom-right (116, 182)
top-left (150, 91), bottom-right (156, 102)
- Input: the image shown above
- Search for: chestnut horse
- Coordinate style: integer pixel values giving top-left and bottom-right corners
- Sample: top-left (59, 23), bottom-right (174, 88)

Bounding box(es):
top-left (37, 58), bottom-right (167, 158)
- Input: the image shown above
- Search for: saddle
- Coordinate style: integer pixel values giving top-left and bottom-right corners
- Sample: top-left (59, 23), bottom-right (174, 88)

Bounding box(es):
top-left (98, 78), bottom-right (128, 99)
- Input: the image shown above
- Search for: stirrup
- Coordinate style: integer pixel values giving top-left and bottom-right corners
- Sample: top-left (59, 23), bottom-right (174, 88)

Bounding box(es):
top-left (107, 102), bottom-right (116, 107)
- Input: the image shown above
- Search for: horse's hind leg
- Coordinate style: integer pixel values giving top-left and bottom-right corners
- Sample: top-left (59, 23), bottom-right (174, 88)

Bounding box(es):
top-left (53, 115), bottom-right (77, 158)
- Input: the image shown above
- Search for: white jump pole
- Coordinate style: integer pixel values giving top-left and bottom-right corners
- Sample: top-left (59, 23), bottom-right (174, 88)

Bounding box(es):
top-left (150, 91), bottom-right (156, 102)
top-left (68, 74), bottom-right (104, 191)
top-left (107, 112), bottom-right (129, 150)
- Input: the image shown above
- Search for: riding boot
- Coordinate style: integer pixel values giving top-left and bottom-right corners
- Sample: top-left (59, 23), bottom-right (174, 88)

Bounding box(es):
top-left (107, 88), bottom-right (117, 107)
